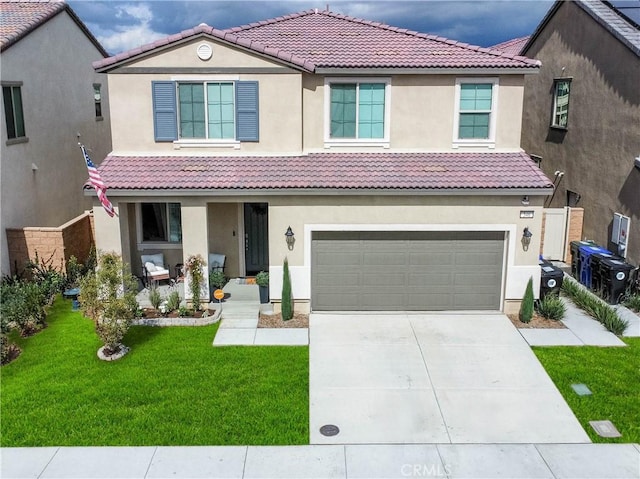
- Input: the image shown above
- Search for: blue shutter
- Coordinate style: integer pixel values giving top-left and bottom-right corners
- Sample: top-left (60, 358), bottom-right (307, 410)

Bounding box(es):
top-left (152, 81), bottom-right (177, 142)
top-left (235, 81), bottom-right (259, 142)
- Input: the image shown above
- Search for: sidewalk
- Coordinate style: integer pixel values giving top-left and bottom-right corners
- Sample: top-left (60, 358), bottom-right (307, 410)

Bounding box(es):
top-left (3, 443), bottom-right (639, 478)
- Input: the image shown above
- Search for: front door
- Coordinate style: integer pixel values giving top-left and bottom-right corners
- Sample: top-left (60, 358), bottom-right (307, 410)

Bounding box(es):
top-left (244, 203), bottom-right (269, 275)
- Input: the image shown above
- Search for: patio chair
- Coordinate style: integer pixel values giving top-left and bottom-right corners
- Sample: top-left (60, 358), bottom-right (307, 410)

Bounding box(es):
top-left (209, 253), bottom-right (226, 272)
top-left (141, 253), bottom-right (171, 287)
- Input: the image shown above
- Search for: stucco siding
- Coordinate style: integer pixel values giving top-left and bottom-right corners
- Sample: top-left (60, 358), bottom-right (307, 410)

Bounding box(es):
top-left (521, 1), bottom-right (640, 264)
top-left (0, 10), bottom-right (112, 275)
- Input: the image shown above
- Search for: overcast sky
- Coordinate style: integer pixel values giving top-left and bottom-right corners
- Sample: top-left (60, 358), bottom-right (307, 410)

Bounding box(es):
top-left (67, 0), bottom-right (555, 56)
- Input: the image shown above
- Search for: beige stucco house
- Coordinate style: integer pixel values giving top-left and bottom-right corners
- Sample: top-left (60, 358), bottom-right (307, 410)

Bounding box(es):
top-left (518, 0), bottom-right (640, 266)
top-left (92, 9), bottom-right (553, 313)
top-left (1, 0), bottom-right (112, 275)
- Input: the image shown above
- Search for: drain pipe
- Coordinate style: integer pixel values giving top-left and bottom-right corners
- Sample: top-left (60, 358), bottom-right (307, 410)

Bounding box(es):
top-left (545, 171), bottom-right (564, 207)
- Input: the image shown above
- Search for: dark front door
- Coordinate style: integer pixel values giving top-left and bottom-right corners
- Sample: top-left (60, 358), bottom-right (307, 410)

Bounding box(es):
top-left (244, 203), bottom-right (269, 275)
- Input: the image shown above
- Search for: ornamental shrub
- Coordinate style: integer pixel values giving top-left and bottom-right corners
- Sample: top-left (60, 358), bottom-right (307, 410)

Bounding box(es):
top-left (281, 258), bottom-right (293, 321)
top-left (519, 277), bottom-right (534, 323)
top-left (536, 294), bottom-right (566, 321)
top-left (185, 255), bottom-right (206, 311)
top-left (148, 286), bottom-right (162, 310)
top-left (166, 291), bottom-right (181, 312)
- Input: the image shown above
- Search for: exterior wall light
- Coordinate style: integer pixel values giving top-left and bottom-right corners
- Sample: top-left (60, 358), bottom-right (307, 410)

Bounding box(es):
top-left (521, 195), bottom-right (530, 206)
top-left (521, 227), bottom-right (533, 251)
top-left (285, 226), bottom-right (295, 250)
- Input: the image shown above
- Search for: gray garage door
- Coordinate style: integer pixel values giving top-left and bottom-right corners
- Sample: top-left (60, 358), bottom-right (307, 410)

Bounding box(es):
top-left (311, 231), bottom-right (505, 311)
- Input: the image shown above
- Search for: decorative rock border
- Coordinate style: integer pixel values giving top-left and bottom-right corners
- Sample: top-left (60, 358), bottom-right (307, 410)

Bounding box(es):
top-left (132, 309), bottom-right (221, 327)
top-left (97, 344), bottom-right (130, 361)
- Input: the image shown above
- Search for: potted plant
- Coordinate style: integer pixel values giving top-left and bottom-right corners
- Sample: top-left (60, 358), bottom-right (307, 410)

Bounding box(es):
top-left (209, 270), bottom-right (227, 300)
top-left (256, 271), bottom-right (269, 304)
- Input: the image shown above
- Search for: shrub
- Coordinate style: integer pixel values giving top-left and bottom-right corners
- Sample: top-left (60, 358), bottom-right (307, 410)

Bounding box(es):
top-left (255, 271), bottom-right (269, 287)
top-left (209, 270), bottom-right (227, 290)
top-left (519, 277), bottom-right (534, 323)
top-left (536, 294), bottom-right (566, 321)
top-left (25, 252), bottom-right (65, 305)
top-left (185, 255), bottom-right (206, 311)
top-left (562, 277), bottom-right (629, 335)
top-left (79, 252), bottom-right (138, 355)
top-left (0, 281), bottom-right (48, 336)
top-left (281, 258), bottom-right (293, 321)
top-left (623, 293), bottom-right (640, 313)
top-left (148, 286), bottom-right (162, 310)
top-left (166, 291), bottom-right (181, 312)
top-left (178, 305), bottom-right (190, 317)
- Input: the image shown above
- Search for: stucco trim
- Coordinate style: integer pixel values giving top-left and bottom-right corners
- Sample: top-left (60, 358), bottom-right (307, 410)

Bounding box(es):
top-left (111, 67), bottom-right (299, 75)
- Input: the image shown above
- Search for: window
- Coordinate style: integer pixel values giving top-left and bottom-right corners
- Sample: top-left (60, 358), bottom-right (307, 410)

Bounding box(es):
top-left (566, 190), bottom-right (581, 207)
top-left (552, 78), bottom-right (571, 128)
top-left (152, 80), bottom-right (258, 143)
top-left (93, 84), bottom-right (103, 119)
top-left (140, 203), bottom-right (182, 243)
top-left (2, 84), bottom-right (26, 140)
top-left (453, 78), bottom-right (498, 145)
top-left (324, 78), bottom-right (390, 144)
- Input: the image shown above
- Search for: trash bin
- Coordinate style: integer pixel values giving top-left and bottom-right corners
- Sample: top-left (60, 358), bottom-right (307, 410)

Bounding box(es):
top-left (590, 252), bottom-right (622, 294)
top-left (540, 260), bottom-right (564, 299)
top-left (570, 240), bottom-right (596, 279)
top-left (579, 244), bottom-right (611, 289)
top-left (598, 257), bottom-right (634, 304)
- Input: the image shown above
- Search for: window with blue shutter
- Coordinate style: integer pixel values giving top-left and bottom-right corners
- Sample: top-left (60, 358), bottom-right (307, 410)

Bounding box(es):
top-left (152, 81), bottom-right (178, 141)
top-left (235, 81), bottom-right (259, 142)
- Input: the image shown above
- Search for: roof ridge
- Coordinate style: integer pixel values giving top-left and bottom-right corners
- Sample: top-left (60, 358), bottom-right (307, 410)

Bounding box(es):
top-left (224, 9), bottom-right (318, 33)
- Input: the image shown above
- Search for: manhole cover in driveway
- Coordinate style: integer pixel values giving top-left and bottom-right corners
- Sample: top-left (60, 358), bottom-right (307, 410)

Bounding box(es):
top-left (320, 424), bottom-right (340, 437)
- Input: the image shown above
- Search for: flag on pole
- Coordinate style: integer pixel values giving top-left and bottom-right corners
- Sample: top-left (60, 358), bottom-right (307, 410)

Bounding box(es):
top-left (81, 145), bottom-right (116, 217)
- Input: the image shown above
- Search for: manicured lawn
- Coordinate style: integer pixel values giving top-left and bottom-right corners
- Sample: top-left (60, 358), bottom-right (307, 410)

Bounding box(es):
top-left (1, 298), bottom-right (309, 446)
top-left (533, 338), bottom-right (640, 443)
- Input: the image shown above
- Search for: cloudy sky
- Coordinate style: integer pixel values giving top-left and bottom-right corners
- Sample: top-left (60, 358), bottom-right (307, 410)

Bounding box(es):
top-left (68, 0), bottom-right (555, 56)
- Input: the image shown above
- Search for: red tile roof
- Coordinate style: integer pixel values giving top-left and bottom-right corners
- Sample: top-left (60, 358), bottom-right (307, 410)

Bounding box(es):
top-left (0, 0), bottom-right (107, 55)
top-left (94, 10), bottom-right (540, 72)
top-left (96, 152), bottom-right (552, 192)
top-left (490, 36), bottom-right (530, 56)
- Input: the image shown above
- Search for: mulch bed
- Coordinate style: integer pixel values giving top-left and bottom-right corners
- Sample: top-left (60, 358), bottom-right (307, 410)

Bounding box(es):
top-left (507, 313), bottom-right (566, 329)
top-left (258, 312), bottom-right (309, 328)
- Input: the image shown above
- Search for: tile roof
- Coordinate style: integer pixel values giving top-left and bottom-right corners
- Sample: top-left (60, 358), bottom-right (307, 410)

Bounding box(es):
top-left (95, 152), bottom-right (553, 192)
top-left (489, 36), bottom-right (530, 56)
top-left (94, 10), bottom-right (540, 72)
top-left (0, 0), bottom-right (107, 55)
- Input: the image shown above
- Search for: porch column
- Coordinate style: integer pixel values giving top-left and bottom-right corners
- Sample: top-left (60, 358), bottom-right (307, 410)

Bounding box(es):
top-left (93, 199), bottom-right (122, 256)
top-left (181, 201), bottom-right (209, 305)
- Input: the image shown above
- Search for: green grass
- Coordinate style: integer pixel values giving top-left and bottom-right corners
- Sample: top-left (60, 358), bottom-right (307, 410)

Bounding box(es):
top-left (533, 338), bottom-right (640, 443)
top-left (1, 298), bottom-right (309, 446)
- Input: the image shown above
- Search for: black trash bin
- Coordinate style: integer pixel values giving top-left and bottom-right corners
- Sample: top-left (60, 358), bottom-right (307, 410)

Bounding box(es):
top-left (590, 252), bottom-right (621, 294)
top-left (540, 260), bottom-right (564, 299)
top-left (570, 240), bottom-right (596, 279)
top-left (598, 257), bottom-right (634, 304)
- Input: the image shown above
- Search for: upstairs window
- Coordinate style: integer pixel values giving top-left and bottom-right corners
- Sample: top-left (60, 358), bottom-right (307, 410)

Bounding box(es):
top-left (141, 202), bottom-right (182, 243)
top-left (453, 78), bottom-right (498, 145)
top-left (2, 84), bottom-right (26, 141)
top-left (552, 78), bottom-right (571, 129)
top-left (93, 84), bottom-right (103, 120)
top-left (179, 82), bottom-right (235, 139)
top-left (325, 78), bottom-right (390, 145)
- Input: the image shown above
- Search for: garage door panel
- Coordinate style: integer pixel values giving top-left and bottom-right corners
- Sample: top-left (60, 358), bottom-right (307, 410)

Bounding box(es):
top-left (312, 231), bottom-right (504, 311)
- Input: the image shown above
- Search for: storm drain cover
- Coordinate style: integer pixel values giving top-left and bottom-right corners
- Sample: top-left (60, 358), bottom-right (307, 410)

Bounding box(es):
top-left (320, 424), bottom-right (340, 437)
top-left (589, 420), bottom-right (622, 438)
top-left (571, 383), bottom-right (592, 396)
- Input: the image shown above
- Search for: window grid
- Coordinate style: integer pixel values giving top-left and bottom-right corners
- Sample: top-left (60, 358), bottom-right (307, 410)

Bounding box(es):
top-left (93, 84), bottom-right (102, 118)
top-left (552, 79), bottom-right (571, 128)
top-left (178, 82), bottom-right (235, 140)
top-left (458, 83), bottom-right (492, 139)
top-left (330, 82), bottom-right (385, 140)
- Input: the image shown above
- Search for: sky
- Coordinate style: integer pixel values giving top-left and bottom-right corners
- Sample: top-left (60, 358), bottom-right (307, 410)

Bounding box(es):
top-left (67, 0), bottom-right (556, 56)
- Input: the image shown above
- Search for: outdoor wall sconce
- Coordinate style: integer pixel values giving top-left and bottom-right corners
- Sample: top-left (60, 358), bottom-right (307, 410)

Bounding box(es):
top-left (285, 226), bottom-right (295, 250)
top-left (521, 195), bottom-right (530, 206)
top-left (521, 227), bottom-right (533, 251)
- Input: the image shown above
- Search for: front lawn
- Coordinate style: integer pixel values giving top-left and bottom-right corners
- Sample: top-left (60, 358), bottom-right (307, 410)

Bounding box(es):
top-left (533, 338), bottom-right (640, 443)
top-left (1, 298), bottom-right (309, 446)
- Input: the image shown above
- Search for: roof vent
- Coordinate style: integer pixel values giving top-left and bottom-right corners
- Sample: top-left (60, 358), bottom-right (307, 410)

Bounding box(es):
top-left (196, 43), bottom-right (213, 61)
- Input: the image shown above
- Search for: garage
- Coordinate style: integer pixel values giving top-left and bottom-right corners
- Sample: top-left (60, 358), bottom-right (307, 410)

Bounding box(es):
top-left (311, 231), bottom-right (505, 311)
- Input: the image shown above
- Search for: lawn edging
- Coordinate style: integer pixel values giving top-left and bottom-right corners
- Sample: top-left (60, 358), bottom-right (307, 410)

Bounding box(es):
top-left (132, 308), bottom-right (221, 327)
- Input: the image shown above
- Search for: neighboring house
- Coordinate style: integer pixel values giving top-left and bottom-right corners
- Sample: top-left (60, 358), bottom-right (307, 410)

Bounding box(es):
top-left (0, 0), bottom-right (112, 275)
top-left (515, 0), bottom-right (640, 265)
top-left (92, 9), bottom-right (552, 313)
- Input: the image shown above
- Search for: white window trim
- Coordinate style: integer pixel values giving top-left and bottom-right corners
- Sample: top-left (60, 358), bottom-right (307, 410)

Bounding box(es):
top-left (136, 202), bottom-right (183, 249)
top-left (452, 77), bottom-right (499, 148)
top-left (324, 77), bottom-right (391, 148)
top-left (551, 78), bottom-right (571, 129)
top-left (174, 80), bottom-right (237, 145)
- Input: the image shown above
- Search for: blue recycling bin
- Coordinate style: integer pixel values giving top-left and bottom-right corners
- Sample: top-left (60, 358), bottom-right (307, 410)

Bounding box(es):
top-left (579, 245), bottom-right (611, 289)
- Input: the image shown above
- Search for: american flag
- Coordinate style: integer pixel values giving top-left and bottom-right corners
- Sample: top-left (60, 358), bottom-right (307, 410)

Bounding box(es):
top-left (81, 145), bottom-right (115, 217)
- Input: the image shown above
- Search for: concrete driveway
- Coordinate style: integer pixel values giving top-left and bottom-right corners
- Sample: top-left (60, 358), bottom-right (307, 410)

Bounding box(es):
top-left (309, 313), bottom-right (591, 444)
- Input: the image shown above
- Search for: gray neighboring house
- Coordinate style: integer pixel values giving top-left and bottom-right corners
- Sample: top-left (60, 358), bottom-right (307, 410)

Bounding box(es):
top-left (0, 0), bottom-right (112, 275)
top-left (510, 0), bottom-right (639, 265)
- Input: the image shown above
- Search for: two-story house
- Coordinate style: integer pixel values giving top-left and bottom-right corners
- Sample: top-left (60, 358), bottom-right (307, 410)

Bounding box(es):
top-left (518, 0), bottom-right (640, 265)
top-left (91, 9), bottom-right (552, 313)
top-left (1, 0), bottom-right (112, 275)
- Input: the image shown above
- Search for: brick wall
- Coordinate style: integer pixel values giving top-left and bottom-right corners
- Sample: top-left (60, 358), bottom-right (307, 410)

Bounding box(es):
top-left (565, 207), bottom-right (584, 262)
top-left (6, 211), bottom-right (95, 276)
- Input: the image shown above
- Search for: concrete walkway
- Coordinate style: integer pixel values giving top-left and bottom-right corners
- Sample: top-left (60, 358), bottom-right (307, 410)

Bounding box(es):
top-left (212, 280), bottom-right (308, 346)
top-left (3, 443), bottom-right (639, 478)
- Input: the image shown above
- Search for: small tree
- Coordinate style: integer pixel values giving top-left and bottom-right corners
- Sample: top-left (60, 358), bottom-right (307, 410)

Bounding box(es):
top-left (281, 258), bottom-right (293, 321)
top-left (519, 276), bottom-right (535, 323)
top-left (79, 252), bottom-right (138, 356)
top-left (185, 254), bottom-right (206, 311)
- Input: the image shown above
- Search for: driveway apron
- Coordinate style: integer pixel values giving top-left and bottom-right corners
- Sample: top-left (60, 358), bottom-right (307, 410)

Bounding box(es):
top-left (309, 313), bottom-right (591, 444)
